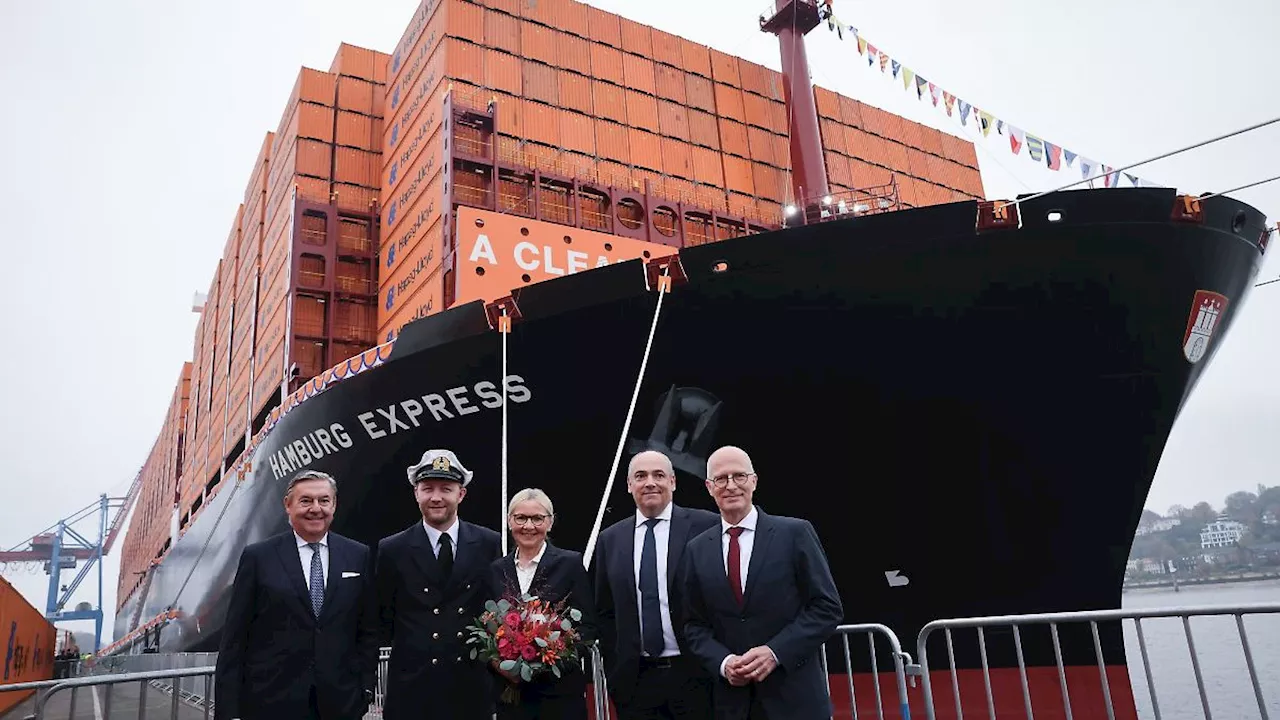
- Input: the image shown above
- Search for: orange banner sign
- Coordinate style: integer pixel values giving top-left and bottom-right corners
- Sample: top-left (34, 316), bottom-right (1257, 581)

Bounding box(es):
top-left (453, 207), bottom-right (673, 306)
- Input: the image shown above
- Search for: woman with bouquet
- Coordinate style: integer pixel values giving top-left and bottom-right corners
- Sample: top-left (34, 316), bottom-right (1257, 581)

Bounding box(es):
top-left (473, 488), bottom-right (598, 720)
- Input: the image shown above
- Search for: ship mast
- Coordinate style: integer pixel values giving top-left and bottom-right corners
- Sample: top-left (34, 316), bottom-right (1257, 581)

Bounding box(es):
top-left (760, 0), bottom-right (830, 223)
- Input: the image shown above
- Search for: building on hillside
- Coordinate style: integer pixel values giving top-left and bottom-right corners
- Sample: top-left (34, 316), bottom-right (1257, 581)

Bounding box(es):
top-left (1135, 515), bottom-right (1181, 536)
top-left (1200, 515), bottom-right (1246, 548)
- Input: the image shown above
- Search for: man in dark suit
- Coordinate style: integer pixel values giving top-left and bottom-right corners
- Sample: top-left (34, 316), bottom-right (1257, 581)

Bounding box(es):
top-left (594, 450), bottom-right (720, 719)
top-left (214, 470), bottom-right (378, 720)
top-left (681, 446), bottom-right (844, 720)
top-left (375, 449), bottom-right (503, 720)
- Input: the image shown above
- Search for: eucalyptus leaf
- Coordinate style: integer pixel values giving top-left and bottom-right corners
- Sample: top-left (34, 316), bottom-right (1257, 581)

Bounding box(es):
top-left (551, 663), bottom-right (562, 679)
top-left (569, 608), bottom-right (582, 622)
top-left (535, 637), bottom-right (548, 647)
top-left (497, 599), bottom-right (511, 614)
top-left (469, 649), bottom-right (478, 659)
top-left (561, 619), bottom-right (573, 631)
top-left (550, 631), bottom-right (561, 642)
top-left (485, 600), bottom-right (499, 613)
top-left (519, 664), bottom-right (533, 682)
top-left (500, 660), bottom-right (517, 672)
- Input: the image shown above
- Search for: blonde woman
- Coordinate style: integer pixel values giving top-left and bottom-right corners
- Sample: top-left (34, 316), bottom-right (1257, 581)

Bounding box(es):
top-left (485, 488), bottom-right (597, 720)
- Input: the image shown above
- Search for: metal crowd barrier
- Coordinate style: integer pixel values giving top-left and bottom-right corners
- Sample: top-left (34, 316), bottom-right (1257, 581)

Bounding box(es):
top-left (822, 623), bottom-right (919, 720)
top-left (0, 665), bottom-right (215, 720)
top-left (915, 601), bottom-right (1280, 720)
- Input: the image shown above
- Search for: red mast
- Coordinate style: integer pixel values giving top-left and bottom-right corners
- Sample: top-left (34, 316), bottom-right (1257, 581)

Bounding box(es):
top-left (760, 0), bottom-right (830, 224)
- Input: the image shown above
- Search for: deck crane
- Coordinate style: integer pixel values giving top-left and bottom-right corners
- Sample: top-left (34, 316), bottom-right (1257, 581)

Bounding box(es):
top-left (0, 469), bottom-right (143, 653)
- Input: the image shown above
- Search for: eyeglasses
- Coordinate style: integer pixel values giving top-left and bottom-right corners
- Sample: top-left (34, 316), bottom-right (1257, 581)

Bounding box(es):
top-left (709, 472), bottom-right (755, 488)
top-left (511, 513), bottom-right (550, 526)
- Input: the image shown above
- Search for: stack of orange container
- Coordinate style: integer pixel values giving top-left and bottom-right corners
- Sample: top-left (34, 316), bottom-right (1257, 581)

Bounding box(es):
top-left (206, 213), bottom-right (237, 487)
top-left (117, 364), bottom-right (191, 604)
top-left (0, 576), bottom-right (56, 714)
top-left (814, 86), bottom-right (984, 209)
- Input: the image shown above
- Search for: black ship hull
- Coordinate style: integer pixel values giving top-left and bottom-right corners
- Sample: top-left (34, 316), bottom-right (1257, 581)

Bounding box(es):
top-left (115, 189), bottom-right (1269, 718)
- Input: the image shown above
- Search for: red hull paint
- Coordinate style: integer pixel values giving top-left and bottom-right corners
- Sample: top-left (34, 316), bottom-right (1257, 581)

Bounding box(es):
top-left (588, 667), bottom-right (1140, 719)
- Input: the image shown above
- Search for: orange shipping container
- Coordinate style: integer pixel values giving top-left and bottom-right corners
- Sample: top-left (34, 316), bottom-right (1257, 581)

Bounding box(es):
top-left (337, 76), bottom-right (375, 115)
top-left (592, 81), bottom-right (626, 124)
top-left (710, 49), bottom-right (741, 87)
top-left (386, 35), bottom-right (448, 140)
top-left (384, 90), bottom-right (445, 187)
top-left (335, 110), bottom-right (376, 151)
top-left (333, 182), bottom-right (379, 212)
top-left (683, 73), bottom-right (714, 113)
top-left (334, 147), bottom-right (379, 188)
top-left (654, 65), bottom-right (687, 105)
top-left (688, 109), bottom-right (719, 150)
top-left (253, 339), bottom-right (284, 416)
top-left (278, 101), bottom-right (335, 145)
top-left (329, 42), bottom-right (380, 83)
top-left (628, 127), bottom-right (662, 172)
top-left (622, 54), bottom-right (656, 95)
top-left (387, 0), bottom-right (445, 89)
top-left (0, 576), bottom-right (56, 716)
top-left (747, 126), bottom-right (777, 167)
top-left (718, 118), bottom-right (749, 158)
top-left (681, 38), bottom-right (712, 78)
top-left (494, 92), bottom-right (523, 138)
top-left (625, 91), bottom-right (659, 133)
top-left (485, 49), bottom-right (521, 95)
top-left (691, 146), bottom-right (725, 187)
top-left (521, 21), bottom-right (558, 65)
top-left (522, 100), bottom-right (560, 146)
top-left (383, 126), bottom-right (444, 235)
top-left (557, 72), bottom-right (592, 114)
top-left (590, 43), bottom-right (624, 85)
top-left (378, 254), bottom-right (450, 341)
top-left (555, 34), bottom-right (592, 76)
top-left (715, 83), bottom-right (745, 123)
top-left (722, 155), bottom-right (754, 195)
top-left (484, 8), bottom-right (520, 53)
top-left (619, 18), bottom-right (653, 57)
top-left (661, 138), bottom-right (693, 179)
top-left (444, 38), bottom-right (484, 86)
top-left (289, 67), bottom-right (337, 108)
top-left (382, 172), bottom-right (445, 274)
top-left (587, 4), bottom-right (621, 47)
top-left (595, 120), bottom-right (630, 164)
top-left (379, 216), bottom-right (446, 312)
top-left (658, 101), bottom-right (690, 142)
top-left (453, 206), bottom-right (674, 308)
top-left (522, 61), bottom-right (559, 105)
top-left (559, 110), bottom-right (596, 156)
top-left (650, 28), bottom-right (682, 69)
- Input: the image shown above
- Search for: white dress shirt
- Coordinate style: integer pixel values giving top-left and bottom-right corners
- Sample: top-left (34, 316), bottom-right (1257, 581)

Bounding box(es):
top-left (633, 503), bottom-right (680, 657)
top-left (295, 532), bottom-right (329, 587)
top-left (423, 518), bottom-right (459, 559)
top-left (515, 542), bottom-right (547, 596)
top-left (715, 506), bottom-right (776, 678)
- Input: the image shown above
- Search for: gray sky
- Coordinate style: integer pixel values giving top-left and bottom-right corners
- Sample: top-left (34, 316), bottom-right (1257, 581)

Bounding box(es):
top-left (1, 0), bottom-right (1277, 634)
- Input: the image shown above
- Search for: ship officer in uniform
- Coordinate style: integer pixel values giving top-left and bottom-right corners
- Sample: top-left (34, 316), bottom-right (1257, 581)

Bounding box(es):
top-left (375, 449), bottom-right (503, 720)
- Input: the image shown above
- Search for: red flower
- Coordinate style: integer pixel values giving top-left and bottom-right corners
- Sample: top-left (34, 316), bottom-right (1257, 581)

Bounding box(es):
top-left (499, 642), bottom-right (518, 660)
top-left (520, 644), bottom-right (538, 661)
top-left (504, 612), bottom-right (521, 629)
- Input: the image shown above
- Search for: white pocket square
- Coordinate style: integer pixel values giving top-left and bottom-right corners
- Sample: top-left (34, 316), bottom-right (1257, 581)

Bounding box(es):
top-left (342, 571), bottom-right (361, 578)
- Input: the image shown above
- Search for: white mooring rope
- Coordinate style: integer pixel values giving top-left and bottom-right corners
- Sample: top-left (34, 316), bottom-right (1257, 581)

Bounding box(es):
top-left (500, 306), bottom-right (510, 557)
top-left (582, 267), bottom-right (672, 569)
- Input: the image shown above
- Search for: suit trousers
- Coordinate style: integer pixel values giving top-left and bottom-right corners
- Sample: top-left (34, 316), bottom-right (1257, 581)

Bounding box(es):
top-left (614, 655), bottom-right (711, 720)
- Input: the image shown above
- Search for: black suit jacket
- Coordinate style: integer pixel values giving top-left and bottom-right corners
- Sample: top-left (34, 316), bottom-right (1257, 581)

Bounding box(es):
top-left (486, 543), bottom-right (599, 700)
top-left (375, 519), bottom-right (503, 720)
top-left (682, 510), bottom-right (843, 720)
top-left (214, 531), bottom-right (378, 720)
top-left (593, 504), bottom-right (720, 703)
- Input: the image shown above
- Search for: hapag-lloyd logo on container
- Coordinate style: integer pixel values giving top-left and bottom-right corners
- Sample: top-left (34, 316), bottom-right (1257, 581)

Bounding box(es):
top-left (387, 107), bottom-right (440, 188)
top-left (390, 0), bottom-right (441, 79)
top-left (395, 248), bottom-right (437, 297)
top-left (390, 28), bottom-right (441, 115)
top-left (385, 156), bottom-right (438, 227)
top-left (386, 198), bottom-right (438, 269)
top-left (387, 63), bottom-right (441, 153)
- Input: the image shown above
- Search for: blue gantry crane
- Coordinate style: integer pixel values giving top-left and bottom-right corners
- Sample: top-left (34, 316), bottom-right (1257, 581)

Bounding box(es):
top-left (0, 472), bottom-right (141, 654)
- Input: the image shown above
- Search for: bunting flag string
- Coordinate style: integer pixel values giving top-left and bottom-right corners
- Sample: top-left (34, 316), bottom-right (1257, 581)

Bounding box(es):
top-left (817, 10), bottom-right (1161, 189)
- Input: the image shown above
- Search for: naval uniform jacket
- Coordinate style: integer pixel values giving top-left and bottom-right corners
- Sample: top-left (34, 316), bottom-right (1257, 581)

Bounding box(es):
top-left (375, 519), bottom-right (502, 720)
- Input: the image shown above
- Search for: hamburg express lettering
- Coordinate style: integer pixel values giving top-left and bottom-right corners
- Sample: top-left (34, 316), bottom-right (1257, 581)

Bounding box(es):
top-left (265, 375), bottom-right (533, 480)
top-left (357, 376), bottom-right (532, 439)
top-left (467, 233), bottom-right (614, 276)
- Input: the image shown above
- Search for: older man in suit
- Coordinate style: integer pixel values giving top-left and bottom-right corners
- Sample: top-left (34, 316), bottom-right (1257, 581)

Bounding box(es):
top-left (214, 470), bottom-right (378, 720)
top-left (681, 446), bottom-right (843, 720)
top-left (594, 450), bottom-right (721, 719)
top-left (375, 449), bottom-right (503, 720)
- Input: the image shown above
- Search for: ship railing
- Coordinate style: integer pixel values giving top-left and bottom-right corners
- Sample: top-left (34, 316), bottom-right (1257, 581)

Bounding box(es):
top-left (914, 601), bottom-right (1280, 720)
top-left (821, 623), bottom-right (918, 720)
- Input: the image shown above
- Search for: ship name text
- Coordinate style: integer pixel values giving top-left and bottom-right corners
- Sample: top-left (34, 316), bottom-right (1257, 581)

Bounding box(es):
top-left (265, 374), bottom-right (533, 481)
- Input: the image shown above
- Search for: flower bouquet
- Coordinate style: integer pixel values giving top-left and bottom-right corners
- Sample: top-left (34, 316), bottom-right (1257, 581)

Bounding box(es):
top-left (466, 593), bottom-right (585, 704)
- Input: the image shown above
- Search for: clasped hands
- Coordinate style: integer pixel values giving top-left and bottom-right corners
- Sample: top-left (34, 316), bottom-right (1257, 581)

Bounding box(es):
top-left (722, 646), bottom-right (777, 686)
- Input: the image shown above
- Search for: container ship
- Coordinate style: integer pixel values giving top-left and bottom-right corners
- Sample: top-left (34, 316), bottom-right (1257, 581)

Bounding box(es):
top-left (102, 0), bottom-right (1270, 718)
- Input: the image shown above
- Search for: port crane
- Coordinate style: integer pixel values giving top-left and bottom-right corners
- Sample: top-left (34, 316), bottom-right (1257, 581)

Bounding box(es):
top-left (0, 469), bottom-right (142, 654)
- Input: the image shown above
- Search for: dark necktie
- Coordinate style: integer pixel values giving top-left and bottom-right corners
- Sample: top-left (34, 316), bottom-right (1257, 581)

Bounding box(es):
top-left (639, 518), bottom-right (664, 657)
top-left (726, 527), bottom-right (745, 606)
top-left (308, 542), bottom-right (324, 617)
top-left (438, 532), bottom-right (454, 579)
